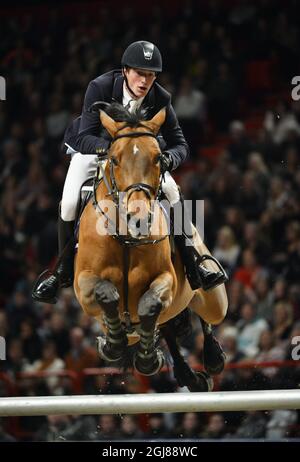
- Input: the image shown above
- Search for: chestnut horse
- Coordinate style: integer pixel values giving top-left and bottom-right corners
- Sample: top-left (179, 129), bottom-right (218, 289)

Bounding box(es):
top-left (74, 104), bottom-right (228, 390)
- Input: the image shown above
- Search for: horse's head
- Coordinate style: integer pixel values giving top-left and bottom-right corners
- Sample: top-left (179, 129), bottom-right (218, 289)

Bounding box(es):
top-left (99, 104), bottom-right (166, 238)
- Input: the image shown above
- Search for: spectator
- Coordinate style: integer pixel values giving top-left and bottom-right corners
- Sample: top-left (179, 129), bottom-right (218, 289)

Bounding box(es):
top-left (234, 411), bottom-right (266, 439)
top-left (5, 290), bottom-right (37, 337)
top-left (200, 413), bottom-right (227, 439)
top-left (119, 415), bottom-right (145, 439)
top-left (234, 249), bottom-right (261, 290)
top-left (227, 120), bottom-right (253, 169)
top-left (266, 410), bottom-right (298, 439)
top-left (255, 329), bottom-right (285, 378)
top-left (207, 62), bottom-right (237, 131)
top-left (236, 172), bottom-right (265, 220)
top-left (35, 415), bottom-right (72, 441)
top-left (264, 101), bottom-right (300, 145)
top-left (254, 275), bottom-right (274, 322)
top-left (95, 414), bottom-right (121, 440)
top-left (247, 151), bottom-right (270, 195)
top-left (220, 326), bottom-right (244, 364)
top-left (47, 312), bottom-right (71, 358)
top-left (19, 319), bottom-right (43, 363)
top-left (0, 419), bottom-right (16, 442)
top-left (272, 301), bottom-right (293, 343)
top-left (1, 338), bottom-right (29, 377)
top-left (236, 302), bottom-right (269, 357)
top-left (24, 340), bottom-right (65, 394)
top-left (144, 413), bottom-right (170, 439)
top-left (46, 95), bottom-right (70, 139)
top-left (64, 327), bottom-right (99, 372)
top-left (174, 76), bottom-right (206, 150)
top-left (213, 226), bottom-right (240, 275)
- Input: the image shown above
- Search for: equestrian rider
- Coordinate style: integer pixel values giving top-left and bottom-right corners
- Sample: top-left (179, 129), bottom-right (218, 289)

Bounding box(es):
top-left (32, 41), bottom-right (227, 304)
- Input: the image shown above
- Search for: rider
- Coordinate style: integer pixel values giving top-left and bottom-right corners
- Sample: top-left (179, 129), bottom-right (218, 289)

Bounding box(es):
top-left (32, 40), bottom-right (227, 304)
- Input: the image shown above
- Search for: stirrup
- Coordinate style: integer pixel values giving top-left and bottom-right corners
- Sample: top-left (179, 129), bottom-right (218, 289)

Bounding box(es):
top-left (197, 253), bottom-right (229, 284)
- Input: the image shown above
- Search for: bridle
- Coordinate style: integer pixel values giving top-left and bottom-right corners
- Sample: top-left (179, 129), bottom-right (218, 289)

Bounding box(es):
top-left (92, 126), bottom-right (168, 247)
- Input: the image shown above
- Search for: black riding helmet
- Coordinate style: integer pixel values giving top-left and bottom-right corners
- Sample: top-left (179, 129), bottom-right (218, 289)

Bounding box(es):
top-left (121, 41), bottom-right (162, 73)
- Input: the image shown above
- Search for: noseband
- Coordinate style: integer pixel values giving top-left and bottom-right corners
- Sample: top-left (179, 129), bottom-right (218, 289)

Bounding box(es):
top-left (92, 129), bottom-right (167, 247)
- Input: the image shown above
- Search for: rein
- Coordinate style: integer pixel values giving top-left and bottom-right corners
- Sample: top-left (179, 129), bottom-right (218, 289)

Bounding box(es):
top-left (92, 129), bottom-right (167, 248)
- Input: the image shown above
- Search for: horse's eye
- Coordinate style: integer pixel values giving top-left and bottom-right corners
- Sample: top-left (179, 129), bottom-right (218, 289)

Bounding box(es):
top-left (111, 156), bottom-right (119, 166)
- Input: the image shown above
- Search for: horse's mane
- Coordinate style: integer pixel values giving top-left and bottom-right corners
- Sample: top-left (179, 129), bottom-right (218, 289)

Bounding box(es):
top-left (105, 102), bottom-right (148, 127)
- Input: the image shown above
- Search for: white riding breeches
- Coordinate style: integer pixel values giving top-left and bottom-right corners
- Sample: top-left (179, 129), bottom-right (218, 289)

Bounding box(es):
top-left (61, 152), bottom-right (98, 221)
top-left (61, 151), bottom-right (180, 222)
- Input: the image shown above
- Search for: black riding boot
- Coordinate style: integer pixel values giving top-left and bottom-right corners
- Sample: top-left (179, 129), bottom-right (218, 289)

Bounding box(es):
top-left (32, 216), bottom-right (75, 304)
top-left (173, 199), bottom-right (228, 291)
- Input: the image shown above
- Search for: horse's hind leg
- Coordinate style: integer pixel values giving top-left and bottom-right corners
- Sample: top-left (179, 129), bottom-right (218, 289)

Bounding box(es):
top-left (188, 288), bottom-right (227, 375)
top-left (200, 317), bottom-right (226, 375)
top-left (160, 322), bottom-right (213, 392)
top-left (134, 272), bottom-right (173, 376)
top-left (94, 279), bottom-right (128, 362)
top-left (166, 308), bottom-right (226, 376)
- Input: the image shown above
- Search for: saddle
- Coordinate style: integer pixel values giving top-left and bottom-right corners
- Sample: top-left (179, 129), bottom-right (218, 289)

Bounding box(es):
top-left (73, 176), bottom-right (102, 245)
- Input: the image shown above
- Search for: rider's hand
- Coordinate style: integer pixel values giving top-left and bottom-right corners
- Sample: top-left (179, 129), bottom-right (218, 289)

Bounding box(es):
top-left (160, 151), bottom-right (173, 173)
top-left (96, 130), bottom-right (112, 156)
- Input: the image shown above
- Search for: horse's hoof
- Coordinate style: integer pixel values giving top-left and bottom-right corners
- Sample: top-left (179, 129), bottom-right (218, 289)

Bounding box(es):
top-left (96, 336), bottom-right (124, 362)
top-left (188, 371), bottom-right (214, 392)
top-left (133, 348), bottom-right (165, 376)
top-left (203, 335), bottom-right (226, 375)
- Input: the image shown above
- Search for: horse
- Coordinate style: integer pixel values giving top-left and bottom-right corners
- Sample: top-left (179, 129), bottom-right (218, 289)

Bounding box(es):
top-left (74, 103), bottom-right (228, 391)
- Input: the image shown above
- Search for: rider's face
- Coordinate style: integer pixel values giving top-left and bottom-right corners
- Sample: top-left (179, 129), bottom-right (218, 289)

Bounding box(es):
top-left (124, 68), bottom-right (156, 99)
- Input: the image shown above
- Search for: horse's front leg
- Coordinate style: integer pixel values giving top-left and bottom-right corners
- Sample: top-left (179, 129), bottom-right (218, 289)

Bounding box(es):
top-left (94, 279), bottom-right (128, 362)
top-left (134, 272), bottom-right (174, 376)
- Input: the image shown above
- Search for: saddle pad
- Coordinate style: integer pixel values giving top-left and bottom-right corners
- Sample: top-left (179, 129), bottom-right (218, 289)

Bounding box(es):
top-left (74, 177), bottom-right (101, 248)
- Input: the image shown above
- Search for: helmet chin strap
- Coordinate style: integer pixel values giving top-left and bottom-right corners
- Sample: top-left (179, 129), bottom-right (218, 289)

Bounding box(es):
top-left (123, 69), bottom-right (139, 99)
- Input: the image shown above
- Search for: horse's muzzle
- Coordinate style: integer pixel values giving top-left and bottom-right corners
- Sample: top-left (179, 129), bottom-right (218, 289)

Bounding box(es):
top-left (127, 212), bottom-right (152, 237)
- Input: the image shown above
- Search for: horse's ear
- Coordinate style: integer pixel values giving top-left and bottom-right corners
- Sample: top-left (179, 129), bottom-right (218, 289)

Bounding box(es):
top-left (147, 107), bottom-right (166, 134)
top-left (99, 110), bottom-right (118, 138)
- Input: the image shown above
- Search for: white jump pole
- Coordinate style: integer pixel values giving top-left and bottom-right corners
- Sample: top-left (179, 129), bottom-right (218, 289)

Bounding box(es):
top-left (0, 390), bottom-right (300, 416)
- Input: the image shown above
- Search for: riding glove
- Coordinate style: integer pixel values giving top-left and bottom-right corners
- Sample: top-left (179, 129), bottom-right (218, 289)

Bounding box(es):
top-left (160, 151), bottom-right (173, 172)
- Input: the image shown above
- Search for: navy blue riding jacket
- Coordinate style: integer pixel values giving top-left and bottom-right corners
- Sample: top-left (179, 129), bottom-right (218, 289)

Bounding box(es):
top-left (63, 70), bottom-right (189, 170)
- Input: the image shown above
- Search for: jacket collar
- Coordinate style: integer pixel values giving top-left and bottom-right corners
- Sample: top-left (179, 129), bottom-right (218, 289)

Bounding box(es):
top-left (112, 73), bottom-right (124, 104)
top-left (142, 85), bottom-right (155, 117)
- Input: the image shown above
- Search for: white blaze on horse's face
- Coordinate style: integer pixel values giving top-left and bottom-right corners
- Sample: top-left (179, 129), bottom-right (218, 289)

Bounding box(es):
top-left (133, 144), bottom-right (139, 155)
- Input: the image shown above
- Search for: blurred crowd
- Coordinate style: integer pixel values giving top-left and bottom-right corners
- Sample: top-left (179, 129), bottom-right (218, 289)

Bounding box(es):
top-left (1, 0), bottom-right (300, 441)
